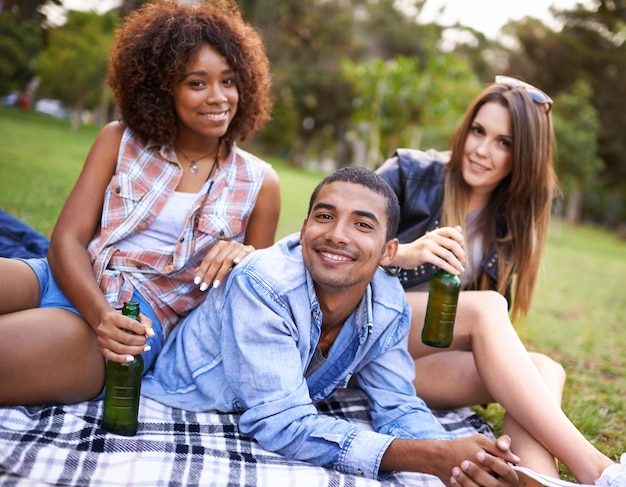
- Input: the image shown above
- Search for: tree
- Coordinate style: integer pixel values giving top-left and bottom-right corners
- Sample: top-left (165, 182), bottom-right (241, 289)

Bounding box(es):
top-left (115, 0), bottom-right (151, 19)
top-left (34, 9), bottom-right (118, 130)
top-left (342, 56), bottom-right (423, 168)
top-left (552, 79), bottom-right (603, 224)
top-left (341, 50), bottom-right (479, 169)
top-left (0, 11), bottom-right (43, 96)
top-left (504, 2), bottom-right (626, 227)
top-left (237, 0), bottom-right (363, 166)
top-left (237, 0), bottom-right (484, 168)
top-left (0, 0), bottom-right (61, 23)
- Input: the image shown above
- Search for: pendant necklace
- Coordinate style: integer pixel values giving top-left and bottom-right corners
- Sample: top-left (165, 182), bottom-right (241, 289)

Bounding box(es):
top-left (192, 140), bottom-right (222, 236)
top-left (174, 141), bottom-right (220, 174)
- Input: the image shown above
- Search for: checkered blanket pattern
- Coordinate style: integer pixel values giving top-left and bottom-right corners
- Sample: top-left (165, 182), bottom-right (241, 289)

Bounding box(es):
top-left (0, 388), bottom-right (494, 487)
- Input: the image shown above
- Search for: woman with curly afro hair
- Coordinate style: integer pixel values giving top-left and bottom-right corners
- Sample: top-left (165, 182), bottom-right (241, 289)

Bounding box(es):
top-left (0, 0), bottom-right (281, 406)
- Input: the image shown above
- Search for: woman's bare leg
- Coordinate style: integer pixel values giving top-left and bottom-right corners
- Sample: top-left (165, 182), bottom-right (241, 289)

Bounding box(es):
top-left (412, 349), bottom-right (565, 476)
top-left (0, 258), bottom-right (105, 405)
top-left (502, 352), bottom-right (566, 474)
top-left (0, 308), bottom-right (105, 405)
top-left (406, 290), bottom-right (614, 483)
top-left (0, 257), bottom-right (42, 313)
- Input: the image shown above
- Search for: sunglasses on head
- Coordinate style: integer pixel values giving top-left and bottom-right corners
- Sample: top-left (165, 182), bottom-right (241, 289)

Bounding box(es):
top-left (495, 75), bottom-right (553, 112)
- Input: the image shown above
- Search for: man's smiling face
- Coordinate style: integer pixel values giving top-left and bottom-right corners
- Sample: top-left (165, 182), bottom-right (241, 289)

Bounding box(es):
top-left (300, 181), bottom-right (395, 294)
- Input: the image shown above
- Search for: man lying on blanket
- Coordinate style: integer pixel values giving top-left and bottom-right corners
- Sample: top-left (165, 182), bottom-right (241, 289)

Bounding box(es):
top-left (142, 167), bottom-right (520, 487)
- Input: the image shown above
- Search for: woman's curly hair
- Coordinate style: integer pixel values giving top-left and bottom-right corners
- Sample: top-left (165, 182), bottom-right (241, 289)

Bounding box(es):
top-left (107, 0), bottom-right (272, 146)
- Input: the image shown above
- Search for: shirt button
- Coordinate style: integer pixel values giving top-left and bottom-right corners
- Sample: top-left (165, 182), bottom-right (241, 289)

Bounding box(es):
top-left (313, 312), bottom-right (319, 320)
top-left (355, 469), bottom-right (364, 476)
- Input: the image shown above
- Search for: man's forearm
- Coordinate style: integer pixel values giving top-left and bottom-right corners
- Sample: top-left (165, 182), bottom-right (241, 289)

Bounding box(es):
top-left (380, 435), bottom-right (520, 486)
top-left (380, 438), bottom-right (451, 477)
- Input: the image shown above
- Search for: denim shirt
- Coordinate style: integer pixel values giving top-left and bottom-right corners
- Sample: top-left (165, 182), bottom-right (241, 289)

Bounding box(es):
top-left (142, 233), bottom-right (454, 479)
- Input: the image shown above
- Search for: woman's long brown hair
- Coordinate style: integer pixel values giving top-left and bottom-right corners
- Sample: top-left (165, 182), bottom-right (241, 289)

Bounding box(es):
top-left (442, 83), bottom-right (558, 322)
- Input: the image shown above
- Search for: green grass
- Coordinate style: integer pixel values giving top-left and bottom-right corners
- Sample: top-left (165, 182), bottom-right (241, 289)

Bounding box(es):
top-left (1, 106), bottom-right (624, 478)
top-left (0, 108), bottom-right (100, 235)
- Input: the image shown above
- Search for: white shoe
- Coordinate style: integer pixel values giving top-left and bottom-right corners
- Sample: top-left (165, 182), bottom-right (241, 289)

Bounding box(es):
top-left (595, 454), bottom-right (626, 487)
top-left (512, 465), bottom-right (592, 486)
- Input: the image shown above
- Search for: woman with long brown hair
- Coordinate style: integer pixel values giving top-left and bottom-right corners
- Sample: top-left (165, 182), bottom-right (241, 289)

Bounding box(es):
top-left (377, 76), bottom-right (624, 485)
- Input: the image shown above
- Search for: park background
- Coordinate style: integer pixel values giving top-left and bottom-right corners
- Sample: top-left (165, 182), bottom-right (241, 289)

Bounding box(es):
top-left (1, 0), bottom-right (625, 481)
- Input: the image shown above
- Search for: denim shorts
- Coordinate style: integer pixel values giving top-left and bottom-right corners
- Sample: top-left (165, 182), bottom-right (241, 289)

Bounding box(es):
top-left (20, 257), bottom-right (164, 379)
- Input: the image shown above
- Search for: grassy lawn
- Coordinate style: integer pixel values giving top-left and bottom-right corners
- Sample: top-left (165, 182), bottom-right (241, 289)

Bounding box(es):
top-left (1, 106), bottom-right (624, 478)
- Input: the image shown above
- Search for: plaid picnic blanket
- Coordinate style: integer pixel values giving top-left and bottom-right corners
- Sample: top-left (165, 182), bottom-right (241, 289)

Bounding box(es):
top-left (0, 387), bottom-right (494, 487)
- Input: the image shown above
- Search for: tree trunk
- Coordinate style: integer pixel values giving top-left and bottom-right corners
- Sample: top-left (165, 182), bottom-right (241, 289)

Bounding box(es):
top-left (565, 187), bottom-right (582, 225)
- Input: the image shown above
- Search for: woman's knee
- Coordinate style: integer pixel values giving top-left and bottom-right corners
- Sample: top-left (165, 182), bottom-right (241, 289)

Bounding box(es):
top-left (479, 290), bottom-right (509, 311)
top-left (529, 351), bottom-right (567, 394)
top-left (456, 290), bottom-right (510, 333)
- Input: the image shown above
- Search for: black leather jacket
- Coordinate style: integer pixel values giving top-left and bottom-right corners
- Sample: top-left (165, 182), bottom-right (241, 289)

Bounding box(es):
top-left (376, 148), bottom-right (506, 296)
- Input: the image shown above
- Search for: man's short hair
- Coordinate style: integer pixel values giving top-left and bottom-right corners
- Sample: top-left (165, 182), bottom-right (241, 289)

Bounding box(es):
top-left (307, 167), bottom-right (400, 241)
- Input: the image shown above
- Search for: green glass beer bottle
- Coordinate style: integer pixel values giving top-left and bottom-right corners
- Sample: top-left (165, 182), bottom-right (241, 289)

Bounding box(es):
top-left (101, 301), bottom-right (144, 436)
top-left (421, 269), bottom-right (461, 348)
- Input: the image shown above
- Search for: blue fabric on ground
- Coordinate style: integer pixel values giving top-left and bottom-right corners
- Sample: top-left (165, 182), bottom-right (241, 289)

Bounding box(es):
top-left (0, 209), bottom-right (49, 258)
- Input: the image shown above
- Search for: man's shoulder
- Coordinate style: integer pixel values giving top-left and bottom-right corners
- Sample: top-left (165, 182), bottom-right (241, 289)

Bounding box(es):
top-left (370, 268), bottom-right (407, 314)
top-left (233, 233), bottom-right (306, 291)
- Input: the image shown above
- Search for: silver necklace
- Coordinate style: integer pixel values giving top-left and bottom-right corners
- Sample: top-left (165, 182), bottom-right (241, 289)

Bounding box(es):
top-left (174, 142), bottom-right (220, 174)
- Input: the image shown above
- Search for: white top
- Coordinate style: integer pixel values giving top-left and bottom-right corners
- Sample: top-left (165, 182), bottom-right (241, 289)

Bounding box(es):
top-left (460, 207), bottom-right (484, 289)
top-left (116, 191), bottom-right (198, 252)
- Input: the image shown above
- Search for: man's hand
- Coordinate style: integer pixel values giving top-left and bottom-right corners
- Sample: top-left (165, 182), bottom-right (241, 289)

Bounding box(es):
top-left (381, 434), bottom-right (520, 487)
top-left (449, 436), bottom-right (520, 487)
